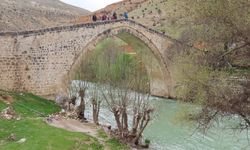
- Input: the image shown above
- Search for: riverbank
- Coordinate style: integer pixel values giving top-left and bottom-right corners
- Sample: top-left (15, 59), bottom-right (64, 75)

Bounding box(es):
top-left (0, 91), bottom-right (128, 150)
top-left (47, 117), bottom-right (130, 150)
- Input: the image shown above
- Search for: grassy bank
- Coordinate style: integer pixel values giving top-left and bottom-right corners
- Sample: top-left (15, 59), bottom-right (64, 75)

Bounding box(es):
top-left (0, 119), bottom-right (103, 150)
top-left (97, 129), bottom-right (129, 150)
top-left (0, 91), bottom-right (127, 150)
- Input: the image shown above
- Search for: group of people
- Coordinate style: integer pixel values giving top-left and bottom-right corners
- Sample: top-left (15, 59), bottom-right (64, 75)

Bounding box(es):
top-left (92, 12), bottom-right (128, 22)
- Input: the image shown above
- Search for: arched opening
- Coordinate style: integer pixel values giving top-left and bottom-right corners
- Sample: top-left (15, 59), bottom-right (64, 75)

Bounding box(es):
top-left (69, 27), bottom-right (171, 98)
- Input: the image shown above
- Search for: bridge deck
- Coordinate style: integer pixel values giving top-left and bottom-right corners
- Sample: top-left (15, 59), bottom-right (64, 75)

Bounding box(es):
top-left (0, 19), bottom-right (167, 37)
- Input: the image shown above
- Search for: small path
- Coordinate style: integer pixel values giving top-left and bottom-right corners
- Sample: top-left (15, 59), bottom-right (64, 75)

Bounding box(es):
top-left (48, 118), bottom-right (99, 138)
top-left (47, 118), bottom-right (111, 150)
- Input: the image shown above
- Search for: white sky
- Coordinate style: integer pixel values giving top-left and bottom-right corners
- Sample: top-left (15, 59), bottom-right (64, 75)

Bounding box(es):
top-left (60, 0), bottom-right (122, 12)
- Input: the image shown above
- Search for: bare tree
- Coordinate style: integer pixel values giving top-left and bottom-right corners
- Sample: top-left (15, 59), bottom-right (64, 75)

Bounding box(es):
top-left (69, 37), bottom-right (154, 146)
top-left (94, 44), bottom-right (154, 145)
top-left (91, 85), bottom-right (101, 125)
top-left (77, 86), bottom-right (87, 120)
top-left (101, 84), bottom-right (131, 137)
top-left (130, 68), bottom-right (153, 145)
top-left (70, 60), bottom-right (90, 121)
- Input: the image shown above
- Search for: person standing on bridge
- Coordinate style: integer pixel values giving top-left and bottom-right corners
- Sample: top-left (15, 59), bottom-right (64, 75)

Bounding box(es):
top-left (102, 14), bottom-right (107, 21)
top-left (108, 13), bottom-right (112, 20)
top-left (107, 14), bottom-right (111, 20)
top-left (112, 12), bottom-right (117, 20)
top-left (92, 14), bottom-right (97, 22)
top-left (123, 12), bottom-right (128, 20)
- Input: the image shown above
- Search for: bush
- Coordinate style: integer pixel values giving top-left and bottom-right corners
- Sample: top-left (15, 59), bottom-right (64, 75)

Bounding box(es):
top-left (145, 139), bottom-right (150, 145)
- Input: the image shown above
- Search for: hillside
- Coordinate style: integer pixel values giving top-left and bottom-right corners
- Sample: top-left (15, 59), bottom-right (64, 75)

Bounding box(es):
top-left (98, 0), bottom-right (147, 16)
top-left (73, 0), bottom-right (147, 23)
top-left (129, 0), bottom-right (192, 39)
top-left (0, 0), bottom-right (90, 32)
top-left (129, 0), bottom-right (250, 68)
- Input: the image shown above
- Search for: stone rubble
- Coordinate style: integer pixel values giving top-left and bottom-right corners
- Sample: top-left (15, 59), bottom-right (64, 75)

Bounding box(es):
top-left (45, 109), bottom-right (79, 124)
top-left (8, 133), bottom-right (17, 141)
top-left (17, 138), bottom-right (26, 143)
top-left (0, 107), bottom-right (21, 120)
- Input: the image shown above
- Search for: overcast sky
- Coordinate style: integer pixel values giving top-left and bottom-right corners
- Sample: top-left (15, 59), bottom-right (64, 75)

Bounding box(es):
top-left (60, 0), bottom-right (122, 12)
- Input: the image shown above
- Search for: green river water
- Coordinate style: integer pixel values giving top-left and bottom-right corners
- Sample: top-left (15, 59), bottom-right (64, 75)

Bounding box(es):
top-left (143, 97), bottom-right (249, 150)
top-left (78, 82), bottom-right (250, 150)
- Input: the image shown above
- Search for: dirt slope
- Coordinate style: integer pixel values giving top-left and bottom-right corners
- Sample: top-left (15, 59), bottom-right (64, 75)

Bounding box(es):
top-left (0, 0), bottom-right (90, 32)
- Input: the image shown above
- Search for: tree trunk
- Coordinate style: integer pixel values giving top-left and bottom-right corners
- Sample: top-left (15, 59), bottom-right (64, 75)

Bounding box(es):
top-left (114, 109), bottom-right (122, 135)
top-left (77, 97), bottom-right (86, 120)
top-left (92, 98), bottom-right (100, 125)
top-left (120, 108), bottom-right (129, 138)
top-left (77, 89), bottom-right (86, 121)
top-left (122, 109), bottom-right (128, 131)
top-left (133, 119), bottom-right (149, 145)
top-left (132, 113), bottom-right (141, 135)
top-left (133, 111), bottom-right (151, 145)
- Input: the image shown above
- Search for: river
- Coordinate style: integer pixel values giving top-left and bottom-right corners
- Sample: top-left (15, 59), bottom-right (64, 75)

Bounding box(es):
top-left (73, 82), bottom-right (250, 150)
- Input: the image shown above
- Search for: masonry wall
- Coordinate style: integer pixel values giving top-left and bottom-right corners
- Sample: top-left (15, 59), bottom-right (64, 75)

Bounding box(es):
top-left (0, 20), bottom-right (177, 98)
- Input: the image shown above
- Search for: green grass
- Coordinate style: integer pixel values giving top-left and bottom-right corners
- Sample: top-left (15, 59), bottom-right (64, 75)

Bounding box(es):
top-left (0, 101), bottom-right (7, 110)
top-left (94, 37), bottom-right (127, 52)
top-left (106, 138), bottom-right (129, 150)
top-left (0, 119), bottom-right (103, 150)
top-left (0, 92), bottom-right (104, 150)
top-left (0, 92), bottom-right (61, 117)
top-left (97, 129), bottom-right (129, 150)
top-left (97, 129), bottom-right (108, 140)
top-left (11, 93), bottom-right (60, 117)
top-left (0, 91), bottom-right (129, 150)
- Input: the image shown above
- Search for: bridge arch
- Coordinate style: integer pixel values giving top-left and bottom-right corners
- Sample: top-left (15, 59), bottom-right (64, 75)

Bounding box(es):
top-left (69, 26), bottom-right (172, 97)
top-left (0, 20), bottom-right (177, 98)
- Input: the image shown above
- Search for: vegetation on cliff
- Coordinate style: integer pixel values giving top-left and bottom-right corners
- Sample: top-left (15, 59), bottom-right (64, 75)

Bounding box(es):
top-left (165, 0), bottom-right (250, 131)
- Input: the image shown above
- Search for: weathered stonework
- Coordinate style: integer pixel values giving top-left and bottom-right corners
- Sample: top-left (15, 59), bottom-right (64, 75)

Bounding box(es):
top-left (0, 19), bottom-right (182, 98)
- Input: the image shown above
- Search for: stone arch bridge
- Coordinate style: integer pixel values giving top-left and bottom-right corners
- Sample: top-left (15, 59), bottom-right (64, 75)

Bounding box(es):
top-left (0, 19), bottom-right (183, 98)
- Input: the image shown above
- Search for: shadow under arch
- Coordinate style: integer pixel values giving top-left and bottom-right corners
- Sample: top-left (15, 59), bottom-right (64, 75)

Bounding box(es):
top-left (69, 26), bottom-right (172, 98)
